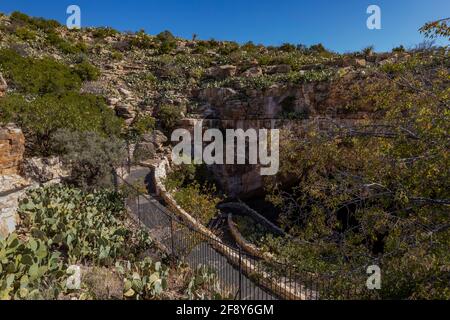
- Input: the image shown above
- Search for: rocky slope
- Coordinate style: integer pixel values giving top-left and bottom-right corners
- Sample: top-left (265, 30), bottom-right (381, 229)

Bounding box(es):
top-left (0, 12), bottom-right (414, 196)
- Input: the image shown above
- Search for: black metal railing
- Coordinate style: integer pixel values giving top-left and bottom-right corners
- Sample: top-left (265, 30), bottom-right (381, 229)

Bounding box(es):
top-left (113, 165), bottom-right (376, 300)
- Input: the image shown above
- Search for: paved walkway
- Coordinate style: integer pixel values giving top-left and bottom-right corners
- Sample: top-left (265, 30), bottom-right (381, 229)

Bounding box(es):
top-left (124, 166), bottom-right (277, 300)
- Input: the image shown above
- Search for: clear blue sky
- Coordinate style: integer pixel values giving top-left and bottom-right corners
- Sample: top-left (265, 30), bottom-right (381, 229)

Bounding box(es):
top-left (0, 0), bottom-right (448, 52)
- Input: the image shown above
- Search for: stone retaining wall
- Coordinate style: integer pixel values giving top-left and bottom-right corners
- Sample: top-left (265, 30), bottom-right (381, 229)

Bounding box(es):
top-left (149, 158), bottom-right (308, 300)
top-left (219, 202), bottom-right (286, 237)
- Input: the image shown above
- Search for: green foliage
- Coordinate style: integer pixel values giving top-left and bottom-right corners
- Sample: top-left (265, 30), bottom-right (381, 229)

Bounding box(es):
top-left (361, 45), bottom-right (375, 56)
top-left (129, 30), bottom-right (155, 50)
top-left (14, 26), bottom-right (36, 41)
top-left (46, 32), bottom-right (87, 54)
top-left (419, 18), bottom-right (450, 39)
top-left (10, 11), bottom-right (60, 32)
top-left (19, 186), bottom-right (151, 265)
top-left (392, 45), bottom-right (406, 53)
top-left (156, 30), bottom-right (177, 54)
top-left (184, 265), bottom-right (225, 300)
top-left (0, 233), bottom-right (64, 300)
top-left (51, 130), bottom-right (126, 189)
top-left (1, 185), bottom-right (154, 300)
top-left (267, 49), bottom-right (450, 299)
top-left (92, 27), bottom-right (118, 39)
top-left (0, 49), bottom-right (82, 94)
top-left (118, 257), bottom-right (169, 300)
top-left (157, 104), bottom-right (183, 133)
top-left (128, 114), bottom-right (156, 141)
top-left (173, 183), bottom-right (220, 225)
top-left (0, 92), bottom-right (123, 155)
top-left (279, 43), bottom-right (297, 52)
top-left (73, 60), bottom-right (101, 81)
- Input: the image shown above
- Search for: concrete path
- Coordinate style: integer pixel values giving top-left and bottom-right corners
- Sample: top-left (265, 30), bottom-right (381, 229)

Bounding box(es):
top-left (124, 166), bottom-right (277, 300)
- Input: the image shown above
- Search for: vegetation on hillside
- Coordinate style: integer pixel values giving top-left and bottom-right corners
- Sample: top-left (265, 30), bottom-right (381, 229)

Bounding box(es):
top-left (263, 23), bottom-right (449, 299)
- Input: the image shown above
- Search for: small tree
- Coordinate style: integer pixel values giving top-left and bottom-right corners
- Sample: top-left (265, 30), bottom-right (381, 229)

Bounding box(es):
top-left (51, 130), bottom-right (126, 190)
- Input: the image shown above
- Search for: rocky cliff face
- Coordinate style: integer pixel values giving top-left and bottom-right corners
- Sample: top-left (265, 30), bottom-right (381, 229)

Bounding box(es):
top-left (0, 124), bottom-right (25, 175)
top-left (192, 75), bottom-right (371, 197)
top-left (0, 124), bottom-right (29, 238)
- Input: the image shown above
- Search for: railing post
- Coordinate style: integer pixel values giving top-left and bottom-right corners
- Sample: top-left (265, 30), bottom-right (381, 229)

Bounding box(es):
top-left (137, 194), bottom-right (141, 223)
top-left (170, 216), bottom-right (175, 261)
top-left (238, 247), bottom-right (242, 300)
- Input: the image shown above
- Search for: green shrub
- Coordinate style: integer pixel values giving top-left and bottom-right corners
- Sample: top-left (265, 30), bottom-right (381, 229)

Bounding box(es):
top-left (11, 11), bottom-right (60, 32)
top-left (156, 30), bottom-right (177, 54)
top-left (51, 130), bottom-right (126, 189)
top-left (0, 92), bottom-right (123, 155)
top-left (128, 114), bottom-right (156, 141)
top-left (14, 26), bottom-right (36, 41)
top-left (157, 104), bottom-right (183, 133)
top-left (129, 30), bottom-right (155, 49)
top-left (46, 32), bottom-right (87, 54)
top-left (392, 45), bottom-right (406, 53)
top-left (279, 43), bottom-right (297, 52)
top-left (92, 27), bottom-right (118, 39)
top-left (73, 60), bottom-right (101, 81)
top-left (173, 183), bottom-right (220, 225)
top-left (0, 49), bottom-right (82, 94)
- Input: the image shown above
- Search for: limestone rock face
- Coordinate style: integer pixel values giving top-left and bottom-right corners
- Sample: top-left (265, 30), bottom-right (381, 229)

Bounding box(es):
top-left (267, 64), bottom-right (292, 74)
top-left (0, 175), bottom-right (30, 239)
top-left (205, 65), bottom-right (237, 80)
top-left (22, 157), bottom-right (70, 184)
top-left (0, 124), bottom-right (25, 175)
top-left (0, 125), bottom-right (29, 239)
top-left (0, 73), bottom-right (7, 97)
top-left (241, 66), bottom-right (263, 78)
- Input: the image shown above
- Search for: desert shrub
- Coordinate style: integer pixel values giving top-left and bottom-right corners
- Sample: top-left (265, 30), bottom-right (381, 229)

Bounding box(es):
top-left (51, 130), bottom-right (126, 189)
top-left (73, 60), bottom-right (101, 81)
top-left (128, 114), bottom-right (156, 141)
top-left (157, 104), bottom-right (183, 133)
top-left (111, 50), bottom-right (124, 60)
top-left (173, 183), bottom-right (221, 225)
top-left (361, 45), bottom-right (375, 56)
top-left (279, 43), bottom-right (297, 52)
top-left (0, 48), bottom-right (82, 94)
top-left (0, 93), bottom-right (123, 155)
top-left (157, 30), bottom-right (177, 54)
top-left (218, 41), bottom-right (240, 55)
top-left (10, 11), bottom-right (60, 32)
top-left (392, 45), bottom-right (406, 53)
top-left (46, 32), bottom-right (87, 54)
top-left (92, 27), bottom-right (118, 39)
top-left (129, 30), bottom-right (155, 49)
top-left (14, 26), bottom-right (36, 41)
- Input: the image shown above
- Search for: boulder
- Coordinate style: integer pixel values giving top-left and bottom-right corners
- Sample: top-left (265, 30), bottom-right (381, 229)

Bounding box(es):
top-left (205, 65), bottom-right (237, 80)
top-left (0, 73), bottom-right (7, 97)
top-left (22, 157), bottom-right (70, 184)
top-left (267, 64), bottom-right (292, 74)
top-left (0, 124), bottom-right (25, 175)
top-left (133, 142), bottom-right (156, 162)
top-left (0, 174), bottom-right (31, 239)
top-left (141, 130), bottom-right (168, 151)
top-left (241, 66), bottom-right (263, 78)
top-left (115, 103), bottom-right (135, 119)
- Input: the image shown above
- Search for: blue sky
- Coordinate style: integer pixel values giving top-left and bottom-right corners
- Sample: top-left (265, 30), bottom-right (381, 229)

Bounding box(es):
top-left (0, 0), bottom-right (448, 52)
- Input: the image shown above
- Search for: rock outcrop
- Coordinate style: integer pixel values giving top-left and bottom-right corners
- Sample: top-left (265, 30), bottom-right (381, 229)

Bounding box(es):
top-left (0, 73), bottom-right (7, 97)
top-left (0, 124), bottom-right (25, 175)
top-left (0, 124), bottom-right (29, 238)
